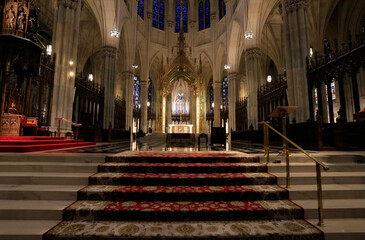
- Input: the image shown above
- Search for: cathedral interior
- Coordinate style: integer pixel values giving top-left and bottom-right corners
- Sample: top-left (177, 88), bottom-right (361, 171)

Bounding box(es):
top-left (0, 0), bottom-right (365, 240)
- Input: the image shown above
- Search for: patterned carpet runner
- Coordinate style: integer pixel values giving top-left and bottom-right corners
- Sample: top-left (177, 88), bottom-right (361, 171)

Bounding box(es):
top-left (43, 151), bottom-right (323, 239)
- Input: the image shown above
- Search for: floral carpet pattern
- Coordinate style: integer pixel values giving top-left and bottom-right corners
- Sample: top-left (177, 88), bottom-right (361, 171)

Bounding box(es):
top-left (43, 150), bottom-right (323, 240)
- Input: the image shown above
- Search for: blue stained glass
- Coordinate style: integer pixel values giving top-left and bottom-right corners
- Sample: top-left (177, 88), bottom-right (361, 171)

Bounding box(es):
top-left (199, 1), bottom-right (204, 31)
top-left (152, 0), bottom-right (158, 28)
top-left (175, 1), bottom-right (181, 32)
top-left (205, 0), bottom-right (210, 28)
top-left (209, 79), bottom-right (214, 112)
top-left (182, 2), bottom-right (188, 32)
top-left (137, 0), bottom-right (144, 19)
top-left (219, 0), bottom-right (226, 20)
top-left (159, 1), bottom-right (164, 30)
top-left (222, 77), bottom-right (228, 109)
top-left (133, 76), bottom-right (140, 110)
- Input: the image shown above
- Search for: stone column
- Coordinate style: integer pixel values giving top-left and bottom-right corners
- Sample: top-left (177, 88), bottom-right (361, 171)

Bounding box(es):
top-left (140, 80), bottom-right (148, 133)
top-left (50, 0), bottom-right (82, 132)
top-left (228, 72), bottom-right (239, 131)
top-left (100, 46), bottom-right (117, 129)
top-left (281, 0), bottom-right (311, 122)
top-left (122, 71), bottom-right (134, 131)
top-left (213, 79), bottom-right (222, 127)
top-left (245, 48), bottom-right (263, 129)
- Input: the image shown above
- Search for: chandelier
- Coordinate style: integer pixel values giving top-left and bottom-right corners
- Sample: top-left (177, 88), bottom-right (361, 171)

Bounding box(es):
top-left (110, 29), bottom-right (120, 38)
top-left (244, 31), bottom-right (254, 40)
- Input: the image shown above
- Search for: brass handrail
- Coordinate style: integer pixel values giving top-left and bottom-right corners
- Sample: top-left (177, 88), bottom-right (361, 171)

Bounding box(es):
top-left (55, 118), bottom-right (82, 142)
top-left (259, 121), bottom-right (329, 227)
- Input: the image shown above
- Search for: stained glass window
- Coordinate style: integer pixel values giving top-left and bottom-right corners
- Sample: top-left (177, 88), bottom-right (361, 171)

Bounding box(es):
top-left (148, 77), bottom-right (153, 111)
top-left (219, 0), bottom-right (226, 20)
top-left (133, 76), bottom-right (140, 110)
top-left (222, 77), bottom-right (228, 109)
top-left (176, 0), bottom-right (188, 33)
top-left (153, 0), bottom-right (164, 30)
top-left (325, 79), bottom-right (336, 101)
top-left (137, 0), bottom-right (144, 19)
top-left (199, 1), bottom-right (204, 31)
top-left (205, 0), bottom-right (210, 28)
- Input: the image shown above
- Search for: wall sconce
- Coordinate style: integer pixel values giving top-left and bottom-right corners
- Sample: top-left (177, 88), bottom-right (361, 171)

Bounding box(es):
top-left (267, 75), bottom-right (272, 83)
top-left (244, 31), bottom-right (254, 40)
top-left (132, 63), bottom-right (139, 69)
top-left (88, 74), bottom-right (94, 82)
top-left (69, 60), bottom-right (74, 66)
top-left (224, 64), bottom-right (231, 70)
top-left (69, 71), bottom-right (74, 77)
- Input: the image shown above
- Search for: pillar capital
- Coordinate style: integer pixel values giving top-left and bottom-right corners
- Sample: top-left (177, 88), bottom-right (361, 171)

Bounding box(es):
top-left (100, 46), bottom-right (117, 58)
top-left (282, 0), bottom-right (311, 13)
top-left (57, 0), bottom-right (82, 9)
top-left (122, 71), bottom-right (134, 79)
top-left (228, 72), bottom-right (240, 81)
top-left (246, 48), bottom-right (263, 60)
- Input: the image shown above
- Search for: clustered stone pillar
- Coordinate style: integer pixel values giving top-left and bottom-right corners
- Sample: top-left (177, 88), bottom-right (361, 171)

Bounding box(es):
top-left (246, 48), bottom-right (264, 129)
top-left (281, 0), bottom-right (311, 122)
top-left (100, 46), bottom-right (117, 129)
top-left (228, 72), bottom-right (239, 131)
top-left (140, 80), bottom-right (148, 133)
top-left (122, 71), bottom-right (134, 131)
top-left (213, 79), bottom-right (222, 127)
top-left (50, 0), bottom-right (82, 132)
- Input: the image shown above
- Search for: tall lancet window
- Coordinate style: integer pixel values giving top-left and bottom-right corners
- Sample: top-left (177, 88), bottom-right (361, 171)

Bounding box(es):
top-left (175, 0), bottom-right (188, 33)
top-left (152, 0), bottom-right (165, 30)
top-left (199, 0), bottom-right (210, 30)
top-left (148, 77), bottom-right (153, 112)
top-left (219, 0), bottom-right (226, 20)
top-left (222, 76), bottom-right (228, 110)
top-left (137, 0), bottom-right (144, 19)
top-left (133, 76), bottom-right (140, 110)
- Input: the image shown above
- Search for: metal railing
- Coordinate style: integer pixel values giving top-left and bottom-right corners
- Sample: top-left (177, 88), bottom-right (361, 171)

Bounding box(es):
top-left (55, 118), bottom-right (82, 142)
top-left (260, 121), bottom-right (329, 227)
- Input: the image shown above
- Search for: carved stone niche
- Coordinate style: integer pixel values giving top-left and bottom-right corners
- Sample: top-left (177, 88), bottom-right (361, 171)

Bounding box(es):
top-left (2, 0), bottom-right (31, 37)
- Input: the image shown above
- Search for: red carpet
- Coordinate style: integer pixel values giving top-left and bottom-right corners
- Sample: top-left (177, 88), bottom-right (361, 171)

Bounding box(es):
top-left (0, 136), bottom-right (95, 152)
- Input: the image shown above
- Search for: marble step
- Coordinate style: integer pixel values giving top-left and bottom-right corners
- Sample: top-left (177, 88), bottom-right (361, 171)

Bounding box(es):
top-left (63, 200), bottom-right (304, 221)
top-left (295, 199), bottom-right (365, 219)
top-left (255, 153), bottom-right (365, 164)
top-left (77, 185), bottom-right (288, 201)
top-left (43, 219), bottom-right (322, 240)
top-left (98, 162), bottom-right (267, 173)
top-left (0, 155), bottom-right (105, 163)
top-left (0, 172), bottom-right (91, 185)
top-left (0, 162), bottom-right (98, 173)
top-left (0, 200), bottom-right (72, 220)
top-left (268, 162), bottom-right (365, 173)
top-left (105, 151), bottom-right (259, 163)
top-left (285, 184), bottom-right (365, 200)
top-left (0, 184), bottom-right (84, 200)
top-left (307, 218), bottom-right (365, 240)
top-left (89, 172), bottom-right (277, 186)
top-left (274, 172), bottom-right (365, 185)
top-left (0, 220), bottom-right (59, 240)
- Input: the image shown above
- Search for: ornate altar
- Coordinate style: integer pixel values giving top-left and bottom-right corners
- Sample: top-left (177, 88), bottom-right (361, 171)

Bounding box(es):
top-left (168, 124), bottom-right (194, 134)
top-left (0, 115), bottom-right (21, 136)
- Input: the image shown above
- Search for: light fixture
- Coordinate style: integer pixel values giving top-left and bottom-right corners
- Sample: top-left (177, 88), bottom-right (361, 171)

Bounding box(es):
top-left (88, 74), bottom-right (94, 82)
top-left (220, 105), bottom-right (223, 110)
top-left (224, 64), bottom-right (231, 70)
top-left (69, 71), bottom-right (74, 77)
top-left (147, 101), bottom-right (150, 107)
top-left (132, 63), bottom-right (139, 69)
top-left (267, 75), bottom-right (272, 83)
top-left (110, 29), bottom-right (120, 38)
top-left (212, 102), bottom-right (214, 108)
top-left (69, 60), bottom-right (74, 66)
top-left (244, 31), bottom-right (254, 40)
top-left (309, 47), bottom-right (313, 58)
top-left (138, 104), bottom-right (141, 109)
top-left (46, 45), bottom-right (52, 55)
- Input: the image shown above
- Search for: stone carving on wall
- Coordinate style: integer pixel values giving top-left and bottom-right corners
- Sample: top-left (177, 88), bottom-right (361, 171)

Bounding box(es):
top-left (2, 0), bottom-right (30, 36)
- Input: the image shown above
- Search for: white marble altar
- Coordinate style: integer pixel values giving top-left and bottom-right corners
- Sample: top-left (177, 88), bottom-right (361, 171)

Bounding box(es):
top-left (168, 124), bottom-right (194, 134)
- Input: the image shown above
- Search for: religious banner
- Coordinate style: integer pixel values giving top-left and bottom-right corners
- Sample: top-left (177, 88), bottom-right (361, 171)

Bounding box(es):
top-left (2, 0), bottom-right (30, 36)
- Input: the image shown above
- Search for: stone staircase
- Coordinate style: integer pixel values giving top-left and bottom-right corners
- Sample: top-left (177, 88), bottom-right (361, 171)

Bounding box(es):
top-left (0, 151), bottom-right (364, 239)
top-left (265, 153), bottom-right (365, 240)
top-left (0, 154), bottom-right (104, 240)
top-left (43, 151), bottom-right (322, 240)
